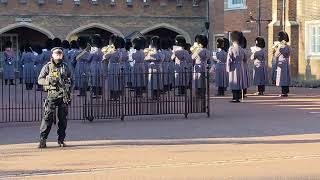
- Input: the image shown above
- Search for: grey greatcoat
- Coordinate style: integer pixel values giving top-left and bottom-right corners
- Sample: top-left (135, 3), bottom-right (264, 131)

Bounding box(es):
top-left (119, 48), bottom-right (131, 86)
top-left (172, 47), bottom-right (190, 87)
top-left (215, 49), bottom-right (228, 88)
top-left (145, 49), bottom-right (164, 94)
top-left (274, 44), bottom-right (291, 87)
top-left (271, 56), bottom-right (277, 83)
top-left (74, 50), bottom-right (90, 89)
top-left (161, 50), bottom-right (174, 87)
top-left (226, 44), bottom-right (248, 90)
top-left (251, 48), bottom-right (268, 86)
top-left (104, 50), bottom-right (122, 91)
top-left (35, 50), bottom-right (50, 82)
top-left (3, 49), bottom-right (16, 80)
top-left (242, 49), bottom-right (250, 89)
top-left (192, 48), bottom-right (211, 89)
top-left (67, 48), bottom-right (78, 73)
top-left (21, 52), bottom-right (36, 83)
top-left (88, 47), bottom-right (103, 87)
top-left (131, 50), bottom-right (146, 88)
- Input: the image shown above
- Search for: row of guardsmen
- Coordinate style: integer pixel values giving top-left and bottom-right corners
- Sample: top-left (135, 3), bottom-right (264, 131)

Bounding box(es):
top-left (2, 34), bottom-right (211, 100)
top-left (213, 30), bottom-right (291, 103)
top-left (2, 30), bottom-right (290, 102)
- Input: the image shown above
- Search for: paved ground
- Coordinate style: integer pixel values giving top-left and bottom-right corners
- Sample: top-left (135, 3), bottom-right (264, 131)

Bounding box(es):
top-left (1, 86), bottom-right (320, 179)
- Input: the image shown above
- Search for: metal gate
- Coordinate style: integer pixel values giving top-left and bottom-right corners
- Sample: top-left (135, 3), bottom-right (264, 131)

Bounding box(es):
top-left (0, 68), bottom-right (210, 123)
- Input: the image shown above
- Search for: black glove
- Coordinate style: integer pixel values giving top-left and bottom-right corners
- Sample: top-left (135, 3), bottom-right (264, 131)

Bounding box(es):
top-left (48, 76), bottom-right (59, 86)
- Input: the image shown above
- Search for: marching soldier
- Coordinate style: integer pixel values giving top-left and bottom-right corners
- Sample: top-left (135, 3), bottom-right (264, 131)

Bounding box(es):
top-left (239, 33), bottom-right (250, 97)
top-left (3, 41), bottom-right (16, 85)
top-left (118, 37), bottom-right (130, 90)
top-left (38, 47), bottom-right (72, 148)
top-left (161, 39), bottom-right (174, 92)
top-left (191, 34), bottom-right (211, 97)
top-left (274, 31), bottom-right (291, 97)
top-left (33, 45), bottom-right (45, 91)
top-left (227, 31), bottom-right (248, 103)
top-left (74, 37), bottom-right (90, 96)
top-left (251, 37), bottom-right (268, 95)
top-left (104, 36), bottom-right (122, 100)
top-left (172, 35), bottom-right (190, 96)
top-left (145, 36), bottom-right (164, 99)
top-left (214, 38), bottom-right (229, 96)
top-left (88, 35), bottom-right (104, 98)
top-left (131, 37), bottom-right (146, 97)
top-left (21, 45), bottom-right (36, 90)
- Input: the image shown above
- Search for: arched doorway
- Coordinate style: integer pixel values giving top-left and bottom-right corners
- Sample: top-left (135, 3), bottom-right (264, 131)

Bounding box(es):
top-left (68, 27), bottom-right (113, 46)
top-left (0, 23), bottom-right (53, 71)
top-left (140, 23), bottom-right (192, 45)
top-left (66, 23), bottom-right (124, 45)
top-left (143, 28), bottom-right (179, 46)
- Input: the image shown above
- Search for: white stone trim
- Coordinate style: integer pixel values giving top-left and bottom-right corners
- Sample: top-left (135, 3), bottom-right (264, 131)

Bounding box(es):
top-left (225, 0), bottom-right (247, 10)
top-left (66, 23), bottom-right (124, 40)
top-left (0, 22), bottom-right (55, 38)
top-left (305, 20), bottom-right (320, 59)
top-left (140, 23), bottom-right (192, 43)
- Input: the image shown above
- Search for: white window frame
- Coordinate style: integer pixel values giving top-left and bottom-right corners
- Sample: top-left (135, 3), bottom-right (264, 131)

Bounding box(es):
top-left (306, 21), bottom-right (320, 58)
top-left (226, 0), bottom-right (246, 10)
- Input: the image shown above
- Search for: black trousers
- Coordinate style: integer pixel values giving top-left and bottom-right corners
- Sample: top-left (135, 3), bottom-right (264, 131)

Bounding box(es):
top-left (217, 87), bottom-right (225, 95)
top-left (40, 98), bottom-right (68, 141)
top-left (243, 88), bottom-right (247, 95)
top-left (258, 85), bottom-right (265, 93)
top-left (178, 86), bottom-right (186, 95)
top-left (232, 90), bottom-right (241, 101)
top-left (281, 86), bottom-right (289, 94)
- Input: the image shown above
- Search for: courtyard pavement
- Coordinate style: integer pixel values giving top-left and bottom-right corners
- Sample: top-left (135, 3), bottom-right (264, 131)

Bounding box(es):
top-left (1, 86), bottom-right (320, 179)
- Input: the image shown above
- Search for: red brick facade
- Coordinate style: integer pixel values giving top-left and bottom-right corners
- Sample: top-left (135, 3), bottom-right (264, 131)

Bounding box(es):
top-left (0, 0), bottom-right (224, 48)
top-left (224, 0), bottom-right (272, 49)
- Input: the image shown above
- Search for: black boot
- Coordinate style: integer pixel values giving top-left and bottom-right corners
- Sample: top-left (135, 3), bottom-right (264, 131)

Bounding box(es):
top-left (135, 88), bottom-right (143, 97)
top-left (216, 87), bottom-right (224, 96)
top-left (231, 90), bottom-right (240, 103)
top-left (9, 80), bottom-right (14, 85)
top-left (221, 88), bottom-right (225, 96)
top-left (38, 139), bottom-right (47, 149)
top-left (78, 88), bottom-right (86, 96)
top-left (91, 86), bottom-right (97, 98)
top-left (58, 140), bottom-right (67, 147)
top-left (243, 88), bottom-right (247, 98)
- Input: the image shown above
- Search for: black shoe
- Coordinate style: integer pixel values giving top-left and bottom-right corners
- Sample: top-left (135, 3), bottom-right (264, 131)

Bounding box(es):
top-left (230, 100), bottom-right (241, 103)
top-left (279, 94), bottom-right (288, 97)
top-left (58, 140), bottom-right (67, 147)
top-left (38, 139), bottom-right (47, 149)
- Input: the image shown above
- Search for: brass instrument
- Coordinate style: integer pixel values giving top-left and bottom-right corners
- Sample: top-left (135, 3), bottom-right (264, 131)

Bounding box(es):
top-left (144, 47), bottom-right (156, 56)
top-left (190, 42), bottom-right (203, 54)
top-left (272, 40), bottom-right (287, 54)
top-left (76, 43), bottom-right (91, 61)
top-left (102, 44), bottom-right (115, 55)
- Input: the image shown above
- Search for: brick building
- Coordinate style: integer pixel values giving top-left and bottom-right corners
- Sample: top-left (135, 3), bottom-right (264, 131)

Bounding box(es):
top-left (223, 0), bottom-right (271, 48)
top-left (269, 0), bottom-right (320, 80)
top-left (0, 0), bottom-right (224, 70)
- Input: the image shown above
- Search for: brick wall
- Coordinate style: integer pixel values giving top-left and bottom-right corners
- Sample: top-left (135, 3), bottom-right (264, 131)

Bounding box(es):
top-left (0, 0), bottom-right (225, 48)
top-left (224, 0), bottom-right (271, 48)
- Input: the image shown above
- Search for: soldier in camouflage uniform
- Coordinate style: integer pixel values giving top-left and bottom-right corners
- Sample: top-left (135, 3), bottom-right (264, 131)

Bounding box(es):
top-left (38, 47), bottom-right (72, 148)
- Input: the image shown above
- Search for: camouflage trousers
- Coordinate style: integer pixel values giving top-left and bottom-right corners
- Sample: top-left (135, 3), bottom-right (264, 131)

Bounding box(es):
top-left (40, 97), bottom-right (68, 141)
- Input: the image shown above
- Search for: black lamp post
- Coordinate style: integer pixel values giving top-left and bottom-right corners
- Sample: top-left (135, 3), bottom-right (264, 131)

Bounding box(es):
top-left (246, 0), bottom-right (272, 36)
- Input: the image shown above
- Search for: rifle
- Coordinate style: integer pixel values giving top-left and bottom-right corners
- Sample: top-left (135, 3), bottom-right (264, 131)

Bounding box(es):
top-left (50, 65), bottom-right (72, 105)
top-left (76, 43), bottom-right (91, 61)
top-left (58, 72), bottom-right (71, 105)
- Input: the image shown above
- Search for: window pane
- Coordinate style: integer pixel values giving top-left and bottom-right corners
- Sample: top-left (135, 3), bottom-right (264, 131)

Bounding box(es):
top-left (312, 27), bottom-right (316, 53)
top-left (232, 0), bottom-right (243, 5)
